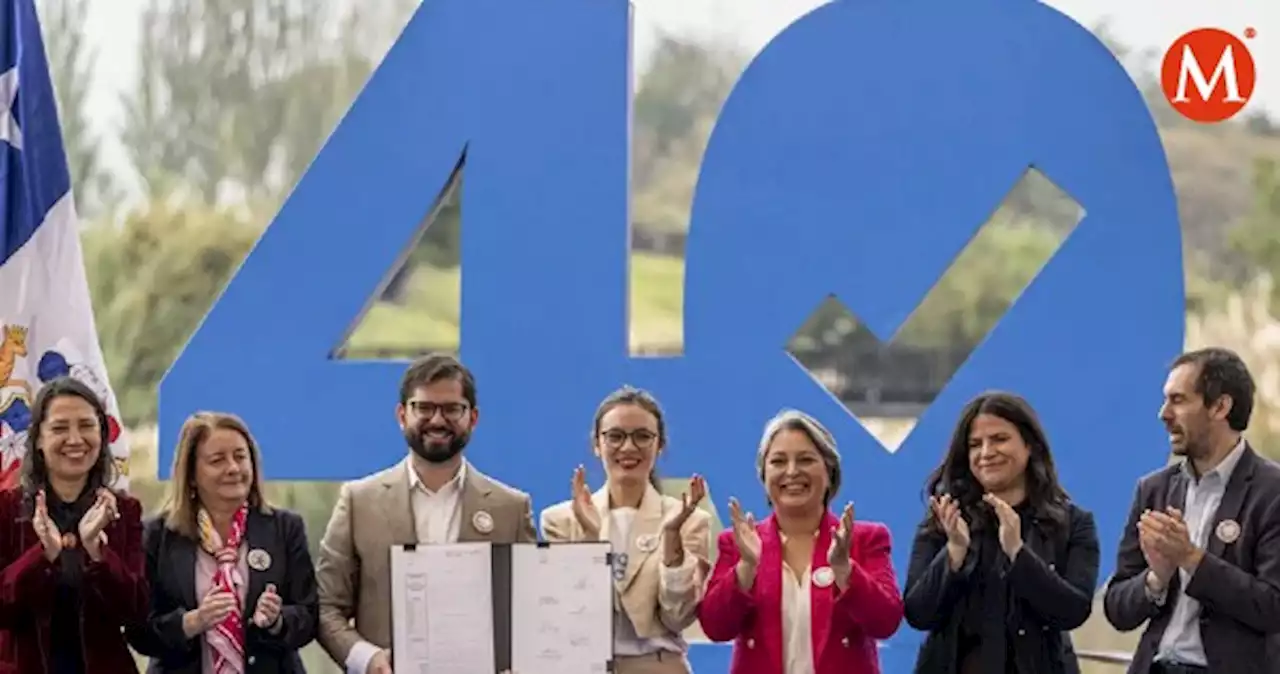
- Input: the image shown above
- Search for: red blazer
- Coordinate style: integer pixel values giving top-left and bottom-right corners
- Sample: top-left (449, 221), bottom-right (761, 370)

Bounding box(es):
top-left (0, 486), bottom-right (147, 673)
top-left (698, 512), bottom-right (904, 674)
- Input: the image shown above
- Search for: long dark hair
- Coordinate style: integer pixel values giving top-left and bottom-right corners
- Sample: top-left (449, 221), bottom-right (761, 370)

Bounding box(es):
top-left (591, 385), bottom-right (665, 490)
top-left (922, 391), bottom-right (1069, 536)
top-left (20, 376), bottom-right (118, 517)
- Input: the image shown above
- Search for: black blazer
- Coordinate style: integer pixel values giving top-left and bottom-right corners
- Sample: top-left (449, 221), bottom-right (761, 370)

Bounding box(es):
top-left (1103, 443), bottom-right (1280, 674)
top-left (904, 501), bottom-right (1098, 674)
top-left (128, 507), bottom-right (318, 674)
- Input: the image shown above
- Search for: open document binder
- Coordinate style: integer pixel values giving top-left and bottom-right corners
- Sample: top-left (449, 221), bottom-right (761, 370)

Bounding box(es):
top-left (391, 541), bottom-right (616, 674)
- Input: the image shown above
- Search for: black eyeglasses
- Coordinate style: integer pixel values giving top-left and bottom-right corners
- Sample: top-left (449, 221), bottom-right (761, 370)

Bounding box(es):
top-left (599, 428), bottom-right (658, 449)
top-left (408, 401), bottom-right (470, 421)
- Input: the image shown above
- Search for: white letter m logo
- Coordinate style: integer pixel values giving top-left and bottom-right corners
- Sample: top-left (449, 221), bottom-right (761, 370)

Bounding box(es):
top-left (1174, 43), bottom-right (1245, 103)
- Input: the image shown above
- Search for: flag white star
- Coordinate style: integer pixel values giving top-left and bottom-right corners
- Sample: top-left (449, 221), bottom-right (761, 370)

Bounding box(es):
top-left (0, 67), bottom-right (22, 151)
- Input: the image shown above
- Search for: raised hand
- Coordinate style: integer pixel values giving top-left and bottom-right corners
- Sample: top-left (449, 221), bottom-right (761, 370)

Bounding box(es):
top-left (662, 475), bottom-right (707, 567)
top-left (827, 502), bottom-right (855, 567)
top-left (183, 589), bottom-right (238, 637)
top-left (1137, 513), bottom-right (1176, 586)
top-left (32, 490), bottom-right (63, 562)
top-left (79, 489), bottom-right (117, 559)
top-left (1139, 507), bottom-right (1199, 571)
top-left (728, 497), bottom-right (761, 567)
top-left (664, 475), bottom-right (706, 533)
top-left (930, 494), bottom-right (971, 549)
top-left (571, 465), bottom-right (602, 539)
top-left (983, 493), bottom-right (1023, 559)
top-left (253, 583), bottom-right (284, 629)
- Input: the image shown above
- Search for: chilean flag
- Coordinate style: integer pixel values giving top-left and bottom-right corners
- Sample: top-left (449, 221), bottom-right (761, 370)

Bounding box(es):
top-left (0, 0), bottom-right (128, 488)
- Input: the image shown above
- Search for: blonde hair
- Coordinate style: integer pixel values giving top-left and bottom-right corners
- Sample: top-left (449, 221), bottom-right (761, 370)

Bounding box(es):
top-left (756, 409), bottom-right (843, 506)
top-left (162, 411), bottom-right (271, 538)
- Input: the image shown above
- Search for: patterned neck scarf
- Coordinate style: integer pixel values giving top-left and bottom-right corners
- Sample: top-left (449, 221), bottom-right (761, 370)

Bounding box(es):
top-left (197, 503), bottom-right (249, 674)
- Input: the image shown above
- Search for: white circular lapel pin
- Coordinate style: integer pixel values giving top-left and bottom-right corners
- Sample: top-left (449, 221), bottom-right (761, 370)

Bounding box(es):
top-left (1216, 519), bottom-right (1241, 545)
top-left (472, 510), bottom-right (494, 534)
top-left (812, 567), bottom-right (835, 588)
top-left (247, 548), bottom-right (272, 572)
top-left (636, 534), bottom-right (659, 553)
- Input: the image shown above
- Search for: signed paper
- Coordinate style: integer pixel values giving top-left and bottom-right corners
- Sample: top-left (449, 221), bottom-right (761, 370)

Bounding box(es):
top-left (391, 543), bottom-right (496, 673)
top-left (510, 543), bottom-right (614, 674)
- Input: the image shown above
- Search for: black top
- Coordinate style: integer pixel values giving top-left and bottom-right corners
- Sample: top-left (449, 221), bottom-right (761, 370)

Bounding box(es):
top-left (954, 501), bottom-right (1034, 674)
top-left (48, 494), bottom-right (90, 674)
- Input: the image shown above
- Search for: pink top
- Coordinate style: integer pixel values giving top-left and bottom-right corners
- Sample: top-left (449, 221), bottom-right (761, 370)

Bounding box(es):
top-left (195, 543), bottom-right (249, 673)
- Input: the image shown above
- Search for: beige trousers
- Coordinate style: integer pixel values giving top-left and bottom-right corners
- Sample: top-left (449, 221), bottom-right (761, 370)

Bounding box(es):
top-left (614, 651), bottom-right (692, 674)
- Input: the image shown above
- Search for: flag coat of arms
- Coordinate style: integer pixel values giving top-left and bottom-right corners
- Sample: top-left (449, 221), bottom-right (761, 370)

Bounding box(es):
top-left (0, 0), bottom-right (128, 488)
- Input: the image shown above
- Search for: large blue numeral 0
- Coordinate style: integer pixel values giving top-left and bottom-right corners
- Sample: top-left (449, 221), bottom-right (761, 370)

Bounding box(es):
top-left (160, 0), bottom-right (1182, 671)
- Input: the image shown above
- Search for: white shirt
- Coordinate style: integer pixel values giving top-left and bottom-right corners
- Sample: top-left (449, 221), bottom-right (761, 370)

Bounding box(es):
top-left (608, 507), bottom-right (695, 656)
top-left (779, 531), bottom-right (816, 674)
top-left (1152, 438), bottom-right (1246, 666)
top-left (346, 458), bottom-right (467, 674)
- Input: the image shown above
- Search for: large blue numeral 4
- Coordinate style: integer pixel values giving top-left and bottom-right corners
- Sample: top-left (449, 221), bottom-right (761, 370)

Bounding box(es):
top-left (161, 0), bottom-right (1183, 670)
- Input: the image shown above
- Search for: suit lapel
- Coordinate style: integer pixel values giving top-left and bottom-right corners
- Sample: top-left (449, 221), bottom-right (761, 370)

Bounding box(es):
top-left (810, 511), bottom-right (837, 662)
top-left (1168, 470), bottom-right (1189, 512)
top-left (243, 510), bottom-right (272, 616)
top-left (380, 462), bottom-right (417, 546)
top-left (620, 485), bottom-right (665, 593)
top-left (758, 516), bottom-right (785, 664)
top-left (458, 462), bottom-right (496, 542)
top-left (1207, 446), bottom-right (1256, 558)
top-left (591, 488), bottom-right (611, 542)
top-left (171, 529), bottom-right (199, 608)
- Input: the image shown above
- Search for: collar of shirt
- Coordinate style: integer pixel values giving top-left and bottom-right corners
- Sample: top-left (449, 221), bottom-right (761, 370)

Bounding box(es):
top-left (406, 457), bottom-right (467, 497)
top-left (1182, 436), bottom-right (1247, 485)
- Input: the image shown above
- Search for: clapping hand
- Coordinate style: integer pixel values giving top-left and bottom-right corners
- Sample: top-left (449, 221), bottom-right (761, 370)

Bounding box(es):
top-left (32, 490), bottom-right (63, 562)
top-left (1139, 507), bottom-right (1201, 571)
top-left (1136, 509), bottom-right (1176, 585)
top-left (728, 497), bottom-right (761, 567)
top-left (253, 583), bottom-right (283, 629)
top-left (662, 475), bottom-right (706, 567)
top-left (78, 489), bottom-right (118, 560)
top-left (827, 502), bottom-right (855, 567)
top-left (664, 475), bottom-right (706, 533)
top-left (931, 494), bottom-right (971, 570)
top-left (570, 465), bottom-right (602, 539)
top-left (983, 493), bottom-right (1023, 559)
top-left (184, 588), bottom-right (238, 637)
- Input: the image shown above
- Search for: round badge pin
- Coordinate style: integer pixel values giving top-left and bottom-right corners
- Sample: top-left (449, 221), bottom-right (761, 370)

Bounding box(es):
top-left (247, 548), bottom-right (272, 572)
top-left (472, 510), bottom-right (494, 534)
top-left (636, 534), bottom-right (659, 553)
top-left (812, 566), bottom-right (835, 588)
top-left (612, 552), bottom-right (629, 581)
top-left (1216, 519), bottom-right (1241, 545)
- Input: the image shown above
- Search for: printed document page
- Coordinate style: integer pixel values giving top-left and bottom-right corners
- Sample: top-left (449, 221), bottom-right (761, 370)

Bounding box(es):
top-left (391, 543), bottom-right (496, 673)
top-left (510, 543), bottom-right (614, 674)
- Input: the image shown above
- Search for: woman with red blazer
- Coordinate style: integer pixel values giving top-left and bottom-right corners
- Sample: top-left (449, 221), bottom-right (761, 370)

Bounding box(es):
top-left (698, 409), bottom-right (904, 674)
top-left (0, 376), bottom-right (147, 673)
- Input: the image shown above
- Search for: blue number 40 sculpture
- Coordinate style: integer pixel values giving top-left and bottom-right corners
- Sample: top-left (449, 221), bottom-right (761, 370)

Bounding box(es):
top-left (160, 0), bottom-right (1183, 669)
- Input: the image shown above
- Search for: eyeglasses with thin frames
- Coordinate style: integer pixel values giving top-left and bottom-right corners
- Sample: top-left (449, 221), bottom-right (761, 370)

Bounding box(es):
top-left (598, 428), bottom-right (658, 449)
top-left (407, 401), bottom-right (470, 422)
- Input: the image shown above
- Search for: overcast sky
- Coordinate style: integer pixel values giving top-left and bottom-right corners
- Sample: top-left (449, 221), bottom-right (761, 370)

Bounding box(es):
top-left (82, 0), bottom-right (1277, 199)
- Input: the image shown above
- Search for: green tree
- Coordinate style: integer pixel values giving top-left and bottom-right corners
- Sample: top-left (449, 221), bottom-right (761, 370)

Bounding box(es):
top-left (121, 0), bottom-right (412, 205)
top-left (632, 35), bottom-right (746, 234)
top-left (1228, 157), bottom-right (1280, 309)
top-left (82, 196), bottom-right (263, 424)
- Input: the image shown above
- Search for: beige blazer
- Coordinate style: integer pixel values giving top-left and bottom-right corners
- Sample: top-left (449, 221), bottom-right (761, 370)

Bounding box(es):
top-left (540, 484), bottom-right (712, 639)
top-left (315, 459), bottom-right (537, 663)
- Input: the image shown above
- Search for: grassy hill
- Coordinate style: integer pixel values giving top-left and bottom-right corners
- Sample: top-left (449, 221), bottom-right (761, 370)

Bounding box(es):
top-left (344, 251), bottom-right (686, 356)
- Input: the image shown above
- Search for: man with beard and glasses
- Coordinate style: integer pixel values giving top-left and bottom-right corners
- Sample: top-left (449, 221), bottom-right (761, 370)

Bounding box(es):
top-left (315, 353), bottom-right (537, 674)
top-left (1104, 347), bottom-right (1280, 674)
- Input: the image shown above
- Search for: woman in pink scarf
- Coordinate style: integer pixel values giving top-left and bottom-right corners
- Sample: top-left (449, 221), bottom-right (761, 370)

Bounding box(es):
top-left (128, 412), bottom-right (318, 673)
